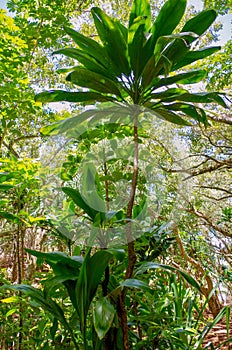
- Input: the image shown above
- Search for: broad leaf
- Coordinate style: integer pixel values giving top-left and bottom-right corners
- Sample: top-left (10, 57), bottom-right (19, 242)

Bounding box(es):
top-left (121, 278), bottom-right (151, 292)
top-left (153, 108), bottom-right (191, 126)
top-left (26, 248), bottom-right (83, 268)
top-left (173, 46), bottom-right (221, 70)
top-left (128, 23), bottom-right (147, 80)
top-left (1, 284), bottom-right (68, 325)
top-left (53, 48), bottom-right (113, 79)
top-left (62, 187), bottom-right (99, 220)
top-left (35, 90), bottom-right (117, 104)
top-left (129, 0), bottom-right (151, 31)
top-left (135, 262), bottom-right (202, 292)
top-left (148, 0), bottom-right (186, 48)
top-left (66, 68), bottom-right (122, 97)
top-left (152, 70), bottom-right (207, 89)
top-left (93, 297), bottom-right (115, 340)
top-left (91, 7), bottom-right (130, 76)
top-left (181, 9), bottom-right (217, 43)
top-left (0, 184), bottom-right (14, 191)
top-left (63, 26), bottom-right (111, 70)
top-left (164, 92), bottom-right (228, 108)
top-left (165, 103), bottom-right (208, 124)
top-left (40, 109), bottom-right (98, 136)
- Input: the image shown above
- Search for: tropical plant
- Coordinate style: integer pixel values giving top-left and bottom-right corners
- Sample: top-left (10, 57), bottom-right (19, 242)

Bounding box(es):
top-left (34, 0), bottom-right (228, 347)
top-left (2, 0), bottom-right (230, 349)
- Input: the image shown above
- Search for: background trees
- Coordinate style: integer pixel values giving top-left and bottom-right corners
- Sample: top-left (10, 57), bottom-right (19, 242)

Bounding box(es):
top-left (0, 0), bottom-right (231, 349)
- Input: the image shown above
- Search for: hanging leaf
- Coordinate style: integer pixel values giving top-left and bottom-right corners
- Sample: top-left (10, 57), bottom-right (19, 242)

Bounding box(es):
top-left (153, 108), bottom-right (191, 126)
top-left (173, 46), bottom-right (221, 70)
top-left (66, 68), bottom-right (122, 97)
top-left (152, 70), bottom-right (207, 89)
top-left (93, 297), bottom-right (115, 340)
top-left (164, 91), bottom-right (228, 108)
top-left (26, 248), bottom-right (83, 268)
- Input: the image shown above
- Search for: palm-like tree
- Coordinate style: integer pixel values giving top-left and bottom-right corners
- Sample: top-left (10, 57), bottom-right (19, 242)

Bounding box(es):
top-left (36, 0), bottom-right (228, 348)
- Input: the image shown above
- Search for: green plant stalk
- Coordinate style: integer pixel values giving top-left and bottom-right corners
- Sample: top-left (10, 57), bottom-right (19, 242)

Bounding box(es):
top-left (118, 112), bottom-right (139, 350)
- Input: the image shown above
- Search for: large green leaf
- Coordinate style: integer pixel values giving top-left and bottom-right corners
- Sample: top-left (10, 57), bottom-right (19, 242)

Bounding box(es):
top-left (152, 70), bottom-right (207, 90)
top-left (181, 9), bottom-right (217, 43)
top-left (75, 249), bottom-right (121, 334)
top-left (163, 92), bottom-right (228, 108)
top-left (121, 278), bottom-right (151, 292)
top-left (80, 162), bottom-right (106, 214)
top-left (149, 87), bottom-right (188, 101)
top-left (63, 26), bottom-right (111, 70)
top-left (91, 7), bottom-right (130, 76)
top-left (135, 262), bottom-right (202, 293)
top-left (53, 48), bottom-right (113, 79)
top-left (40, 104), bottom-right (132, 136)
top-left (66, 68), bottom-right (122, 97)
top-left (129, 0), bottom-right (151, 31)
top-left (0, 212), bottom-right (20, 223)
top-left (35, 90), bottom-right (117, 104)
top-left (173, 46), bottom-right (221, 70)
top-left (0, 184), bottom-right (14, 191)
top-left (128, 23), bottom-right (147, 80)
top-left (164, 103), bottom-right (208, 124)
top-left (62, 187), bottom-right (99, 221)
top-left (25, 248), bottom-right (83, 268)
top-left (1, 284), bottom-right (68, 324)
top-left (93, 297), bottom-right (115, 340)
top-left (40, 109), bottom-right (98, 136)
top-left (153, 108), bottom-right (191, 126)
top-left (148, 0), bottom-right (186, 49)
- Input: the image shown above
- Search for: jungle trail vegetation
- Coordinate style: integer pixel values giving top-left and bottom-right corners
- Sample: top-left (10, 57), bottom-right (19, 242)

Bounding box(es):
top-left (0, 0), bottom-right (231, 349)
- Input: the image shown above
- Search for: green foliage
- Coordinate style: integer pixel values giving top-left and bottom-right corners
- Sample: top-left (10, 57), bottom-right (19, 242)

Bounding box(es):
top-left (36, 0), bottom-right (228, 135)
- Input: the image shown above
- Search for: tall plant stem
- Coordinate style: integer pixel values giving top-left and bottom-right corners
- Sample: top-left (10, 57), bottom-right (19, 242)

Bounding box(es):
top-left (118, 112), bottom-right (139, 350)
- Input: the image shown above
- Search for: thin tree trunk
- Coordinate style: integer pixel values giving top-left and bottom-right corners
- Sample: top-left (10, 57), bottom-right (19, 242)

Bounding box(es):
top-left (173, 224), bottom-right (222, 317)
top-left (118, 113), bottom-right (139, 350)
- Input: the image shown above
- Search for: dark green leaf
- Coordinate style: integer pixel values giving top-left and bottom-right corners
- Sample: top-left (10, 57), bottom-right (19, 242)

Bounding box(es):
top-left (122, 278), bottom-right (151, 292)
top-left (153, 108), bottom-right (191, 126)
top-left (135, 262), bottom-right (202, 292)
top-left (0, 212), bottom-right (20, 223)
top-left (149, 0), bottom-right (186, 47)
top-left (66, 68), bottom-right (122, 97)
top-left (62, 187), bottom-right (98, 220)
top-left (173, 47), bottom-right (221, 70)
top-left (149, 87), bottom-right (188, 100)
top-left (164, 92), bottom-right (228, 108)
top-left (91, 7), bottom-right (130, 76)
top-left (93, 298), bottom-right (115, 340)
top-left (63, 26), bottom-right (111, 69)
top-left (181, 10), bottom-right (217, 43)
top-left (128, 23), bottom-right (146, 79)
top-left (129, 0), bottom-right (151, 31)
top-left (0, 184), bottom-right (14, 191)
top-left (165, 103), bottom-right (208, 124)
top-left (53, 48), bottom-right (113, 78)
top-left (35, 90), bottom-right (117, 104)
top-left (152, 70), bottom-right (207, 89)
